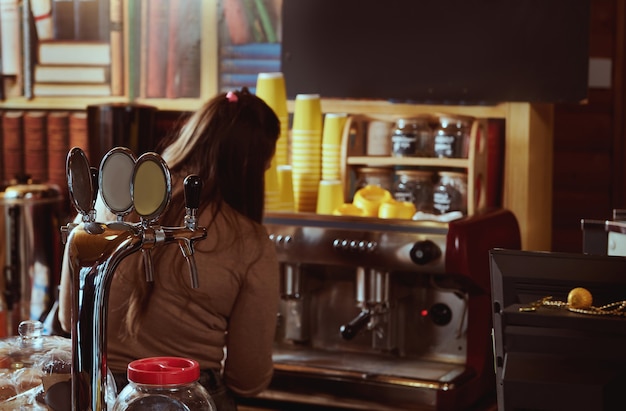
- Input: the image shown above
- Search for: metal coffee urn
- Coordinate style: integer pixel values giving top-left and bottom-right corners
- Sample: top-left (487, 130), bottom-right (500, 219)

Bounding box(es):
top-left (87, 103), bottom-right (157, 164)
top-left (0, 182), bottom-right (63, 335)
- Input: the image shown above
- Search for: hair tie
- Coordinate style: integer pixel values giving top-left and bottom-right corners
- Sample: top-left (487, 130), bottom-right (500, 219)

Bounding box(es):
top-left (226, 91), bottom-right (238, 103)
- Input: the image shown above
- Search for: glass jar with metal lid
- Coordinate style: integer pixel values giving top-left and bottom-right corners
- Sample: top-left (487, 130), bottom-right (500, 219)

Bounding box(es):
top-left (433, 115), bottom-right (472, 158)
top-left (354, 166), bottom-right (394, 193)
top-left (390, 117), bottom-right (433, 157)
top-left (393, 169), bottom-right (434, 213)
top-left (433, 171), bottom-right (468, 215)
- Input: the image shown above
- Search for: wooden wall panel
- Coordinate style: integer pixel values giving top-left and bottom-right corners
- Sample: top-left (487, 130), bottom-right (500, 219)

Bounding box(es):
top-left (551, 0), bottom-right (620, 252)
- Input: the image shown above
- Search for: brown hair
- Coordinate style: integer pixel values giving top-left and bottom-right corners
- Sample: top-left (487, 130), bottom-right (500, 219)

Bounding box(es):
top-left (122, 88), bottom-right (280, 338)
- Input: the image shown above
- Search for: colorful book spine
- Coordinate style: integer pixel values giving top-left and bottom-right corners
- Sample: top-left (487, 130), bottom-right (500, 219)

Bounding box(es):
top-left (30, 0), bottom-right (54, 40)
top-left (219, 73), bottom-right (259, 89)
top-left (73, 0), bottom-right (99, 40)
top-left (145, 0), bottom-right (169, 98)
top-left (222, 0), bottom-right (252, 45)
top-left (22, 0), bottom-right (34, 98)
top-left (167, 0), bottom-right (201, 98)
top-left (0, 0), bottom-right (21, 75)
top-left (219, 58), bottom-right (280, 74)
top-left (109, 0), bottom-right (124, 96)
top-left (220, 42), bottom-right (281, 59)
top-left (52, 0), bottom-right (75, 39)
top-left (165, 0), bottom-right (181, 99)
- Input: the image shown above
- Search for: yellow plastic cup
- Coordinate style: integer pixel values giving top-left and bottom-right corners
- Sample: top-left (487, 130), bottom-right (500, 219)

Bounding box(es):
top-left (352, 185), bottom-right (392, 217)
top-left (293, 94), bottom-right (322, 131)
top-left (333, 203), bottom-right (366, 217)
top-left (378, 200), bottom-right (416, 219)
top-left (316, 179), bottom-right (344, 215)
top-left (322, 113), bottom-right (348, 146)
top-left (256, 73), bottom-right (289, 165)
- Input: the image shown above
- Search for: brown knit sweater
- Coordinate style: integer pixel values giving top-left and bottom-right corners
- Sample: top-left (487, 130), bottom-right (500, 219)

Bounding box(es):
top-left (105, 203), bottom-right (279, 397)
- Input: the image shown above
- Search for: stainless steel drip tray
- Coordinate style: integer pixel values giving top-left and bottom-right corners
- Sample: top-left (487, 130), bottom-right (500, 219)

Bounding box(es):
top-left (272, 347), bottom-right (466, 388)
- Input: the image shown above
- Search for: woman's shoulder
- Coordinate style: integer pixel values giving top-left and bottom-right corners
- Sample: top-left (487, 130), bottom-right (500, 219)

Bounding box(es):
top-left (198, 205), bottom-right (271, 247)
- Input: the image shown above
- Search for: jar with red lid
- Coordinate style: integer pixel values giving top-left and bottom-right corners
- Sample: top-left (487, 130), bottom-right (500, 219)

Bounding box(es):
top-left (112, 357), bottom-right (216, 411)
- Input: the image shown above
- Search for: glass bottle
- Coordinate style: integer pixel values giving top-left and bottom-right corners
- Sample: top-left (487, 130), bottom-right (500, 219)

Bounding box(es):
top-left (393, 169), bottom-right (434, 213)
top-left (433, 116), bottom-right (472, 158)
top-left (433, 171), bottom-right (468, 215)
top-left (390, 118), bottom-right (433, 157)
top-left (354, 166), bottom-right (394, 192)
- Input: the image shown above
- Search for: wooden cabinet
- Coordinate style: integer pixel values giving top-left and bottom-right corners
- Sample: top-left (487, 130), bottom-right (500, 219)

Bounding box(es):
top-left (340, 113), bottom-right (489, 216)
top-left (314, 100), bottom-right (554, 252)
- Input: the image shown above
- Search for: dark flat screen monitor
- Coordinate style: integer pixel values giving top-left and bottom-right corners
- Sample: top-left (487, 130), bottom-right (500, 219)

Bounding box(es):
top-left (490, 249), bottom-right (626, 411)
top-left (282, 0), bottom-right (591, 104)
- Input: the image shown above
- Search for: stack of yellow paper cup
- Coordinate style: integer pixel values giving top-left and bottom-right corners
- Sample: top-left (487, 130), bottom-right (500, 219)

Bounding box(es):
top-left (316, 179), bottom-right (344, 215)
top-left (291, 94), bottom-right (322, 212)
top-left (277, 164), bottom-right (295, 212)
top-left (255, 72), bottom-right (289, 166)
top-left (264, 157), bottom-right (281, 212)
top-left (321, 113), bottom-right (347, 181)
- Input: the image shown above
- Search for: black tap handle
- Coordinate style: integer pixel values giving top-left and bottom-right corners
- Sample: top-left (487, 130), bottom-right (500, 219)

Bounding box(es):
top-left (184, 174), bottom-right (202, 209)
top-left (339, 310), bottom-right (371, 340)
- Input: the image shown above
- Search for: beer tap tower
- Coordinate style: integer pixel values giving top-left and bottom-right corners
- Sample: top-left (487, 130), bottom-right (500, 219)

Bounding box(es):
top-left (62, 147), bottom-right (207, 410)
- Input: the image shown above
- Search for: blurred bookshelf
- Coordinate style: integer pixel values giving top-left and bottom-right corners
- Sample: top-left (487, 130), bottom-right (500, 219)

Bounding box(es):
top-left (0, 0), bottom-right (282, 111)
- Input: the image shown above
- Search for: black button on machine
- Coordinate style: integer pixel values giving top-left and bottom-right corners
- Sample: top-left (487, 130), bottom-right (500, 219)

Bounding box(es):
top-left (409, 240), bottom-right (441, 265)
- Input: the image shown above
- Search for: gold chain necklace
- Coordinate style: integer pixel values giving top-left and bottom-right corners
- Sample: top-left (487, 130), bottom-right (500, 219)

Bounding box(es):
top-left (519, 287), bottom-right (626, 317)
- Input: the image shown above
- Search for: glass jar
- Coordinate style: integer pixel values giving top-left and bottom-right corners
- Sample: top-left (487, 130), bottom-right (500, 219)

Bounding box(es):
top-left (354, 166), bottom-right (394, 192)
top-left (433, 171), bottom-right (468, 215)
top-left (113, 357), bottom-right (216, 411)
top-left (433, 115), bottom-right (472, 158)
top-left (393, 169), bottom-right (434, 213)
top-left (390, 118), bottom-right (433, 157)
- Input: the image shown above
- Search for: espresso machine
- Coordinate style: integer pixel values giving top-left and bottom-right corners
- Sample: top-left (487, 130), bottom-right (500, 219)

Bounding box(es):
top-left (260, 209), bottom-right (520, 410)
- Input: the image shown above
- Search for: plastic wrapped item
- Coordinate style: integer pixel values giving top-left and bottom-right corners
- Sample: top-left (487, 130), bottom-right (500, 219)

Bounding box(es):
top-left (0, 320), bottom-right (116, 410)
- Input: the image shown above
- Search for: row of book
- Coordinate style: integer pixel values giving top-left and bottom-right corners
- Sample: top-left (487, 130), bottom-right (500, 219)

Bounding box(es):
top-left (128, 0), bottom-right (202, 99)
top-left (0, 0), bottom-right (123, 98)
top-left (219, 0), bottom-right (281, 94)
top-left (219, 42), bottom-right (281, 94)
top-left (222, 0), bottom-right (281, 45)
top-left (0, 0), bottom-right (283, 99)
top-left (1, 110), bottom-right (89, 191)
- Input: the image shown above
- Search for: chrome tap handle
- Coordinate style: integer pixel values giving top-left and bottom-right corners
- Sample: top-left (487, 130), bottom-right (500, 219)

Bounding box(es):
top-left (180, 174), bottom-right (203, 288)
top-left (179, 239), bottom-right (199, 289)
top-left (142, 248), bottom-right (154, 282)
top-left (184, 174), bottom-right (202, 230)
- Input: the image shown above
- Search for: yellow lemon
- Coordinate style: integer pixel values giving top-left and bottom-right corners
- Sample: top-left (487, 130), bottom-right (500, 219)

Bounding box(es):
top-left (353, 185), bottom-right (392, 217)
top-left (567, 287), bottom-right (593, 309)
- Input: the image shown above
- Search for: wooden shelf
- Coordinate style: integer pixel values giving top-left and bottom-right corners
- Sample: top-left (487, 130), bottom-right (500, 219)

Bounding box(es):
top-left (347, 156), bottom-right (470, 169)
top-left (339, 114), bottom-right (488, 216)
